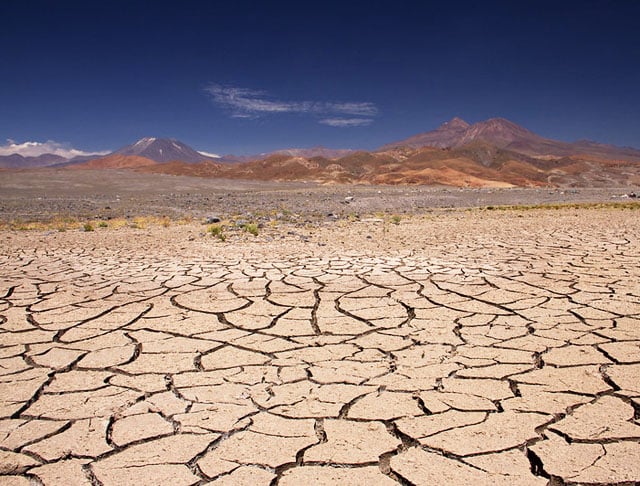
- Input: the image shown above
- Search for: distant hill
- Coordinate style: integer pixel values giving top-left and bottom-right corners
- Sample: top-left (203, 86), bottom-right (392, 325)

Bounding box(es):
top-left (0, 137), bottom-right (220, 168)
top-left (211, 146), bottom-right (355, 163)
top-left (135, 135), bottom-right (640, 187)
top-left (380, 117), bottom-right (472, 150)
top-left (135, 146), bottom-right (552, 187)
top-left (271, 146), bottom-right (355, 159)
top-left (66, 138), bottom-right (219, 169)
top-left (66, 154), bottom-right (158, 170)
top-left (112, 137), bottom-right (216, 164)
top-left (0, 153), bottom-right (68, 169)
top-left (381, 117), bottom-right (640, 162)
top-left (4, 119), bottom-right (640, 187)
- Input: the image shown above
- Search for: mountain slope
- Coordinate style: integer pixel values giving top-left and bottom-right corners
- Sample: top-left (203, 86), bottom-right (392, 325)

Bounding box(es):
top-left (380, 117), bottom-right (471, 150)
top-left (135, 139), bottom-right (640, 187)
top-left (272, 146), bottom-right (355, 159)
top-left (67, 154), bottom-right (158, 170)
top-left (0, 138), bottom-right (219, 168)
top-left (5, 118), bottom-right (640, 187)
top-left (113, 137), bottom-right (215, 163)
top-left (382, 117), bottom-right (640, 162)
top-left (0, 153), bottom-right (68, 169)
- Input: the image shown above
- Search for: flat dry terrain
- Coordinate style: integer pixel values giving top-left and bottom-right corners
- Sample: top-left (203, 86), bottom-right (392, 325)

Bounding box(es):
top-left (1, 207), bottom-right (639, 485)
top-left (0, 169), bottom-right (637, 223)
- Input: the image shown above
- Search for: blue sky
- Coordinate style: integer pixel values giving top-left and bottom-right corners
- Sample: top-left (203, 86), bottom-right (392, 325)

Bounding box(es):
top-left (1, 0), bottom-right (639, 156)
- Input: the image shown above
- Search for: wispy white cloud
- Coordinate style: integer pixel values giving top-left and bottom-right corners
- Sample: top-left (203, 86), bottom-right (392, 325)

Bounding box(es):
top-left (0, 140), bottom-right (109, 159)
top-left (319, 118), bottom-right (374, 127)
top-left (206, 84), bottom-right (378, 126)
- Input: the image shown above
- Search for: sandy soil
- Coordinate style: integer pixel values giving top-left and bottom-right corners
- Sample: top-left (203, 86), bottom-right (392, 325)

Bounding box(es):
top-left (1, 207), bottom-right (639, 485)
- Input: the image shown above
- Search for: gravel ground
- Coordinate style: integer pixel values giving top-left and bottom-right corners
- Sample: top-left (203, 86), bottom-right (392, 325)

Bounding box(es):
top-left (0, 169), bottom-right (638, 223)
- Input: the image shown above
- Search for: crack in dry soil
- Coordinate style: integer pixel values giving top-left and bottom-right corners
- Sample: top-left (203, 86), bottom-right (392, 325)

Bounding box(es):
top-left (1, 210), bottom-right (640, 485)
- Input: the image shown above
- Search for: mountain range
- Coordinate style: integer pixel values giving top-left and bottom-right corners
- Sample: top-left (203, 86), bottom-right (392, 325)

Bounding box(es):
top-left (3, 118), bottom-right (640, 187)
top-left (0, 153), bottom-right (69, 169)
top-left (0, 137), bottom-right (219, 169)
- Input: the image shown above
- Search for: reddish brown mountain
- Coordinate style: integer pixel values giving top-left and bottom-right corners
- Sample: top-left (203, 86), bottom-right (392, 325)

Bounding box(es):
top-left (66, 118), bottom-right (640, 187)
top-left (382, 117), bottom-right (640, 163)
top-left (271, 146), bottom-right (355, 159)
top-left (67, 154), bottom-right (158, 170)
top-left (132, 140), bottom-right (640, 187)
top-left (380, 117), bottom-right (472, 150)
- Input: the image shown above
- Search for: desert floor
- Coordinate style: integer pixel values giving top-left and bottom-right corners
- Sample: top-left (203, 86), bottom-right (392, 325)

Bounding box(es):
top-left (0, 169), bottom-right (637, 223)
top-left (1, 188), bottom-right (640, 484)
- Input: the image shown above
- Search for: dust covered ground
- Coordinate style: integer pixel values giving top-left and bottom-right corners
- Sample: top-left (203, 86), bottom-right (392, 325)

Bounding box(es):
top-left (0, 169), bottom-right (637, 223)
top-left (1, 206), bottom-right (639, 485)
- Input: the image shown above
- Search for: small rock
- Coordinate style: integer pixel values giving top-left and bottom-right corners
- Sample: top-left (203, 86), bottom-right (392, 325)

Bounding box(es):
top-left (205, 216), bottom-right (221, 224)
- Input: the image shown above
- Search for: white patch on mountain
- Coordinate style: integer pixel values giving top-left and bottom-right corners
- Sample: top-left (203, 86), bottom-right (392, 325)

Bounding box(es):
top-left (197, 150), bottom-right (221, 158)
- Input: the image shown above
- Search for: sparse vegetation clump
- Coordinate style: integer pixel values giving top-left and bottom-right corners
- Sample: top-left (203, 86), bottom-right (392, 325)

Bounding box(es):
top-left (129, 217), bottom-right (147, 229)
top-left (0, 215), bottom-right (192, 232)
top-left (244, 223), bottom-right (259, 236)
top-left (391, 214), bottom-right (402, 225)
top-left (107, 218), bottom-right (129, 230)
top-left (208, 224), bottom-right (226, 241)
top-left (477, 201), bottom-right (640, 212)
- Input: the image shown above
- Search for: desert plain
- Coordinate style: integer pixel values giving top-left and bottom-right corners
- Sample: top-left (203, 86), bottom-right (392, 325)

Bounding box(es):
top-left (1, 171), bottom-right (640, 485)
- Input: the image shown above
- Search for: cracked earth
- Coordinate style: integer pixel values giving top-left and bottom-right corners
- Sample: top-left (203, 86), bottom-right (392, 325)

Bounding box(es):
top-left (1, 209), bottom-right (639, 485)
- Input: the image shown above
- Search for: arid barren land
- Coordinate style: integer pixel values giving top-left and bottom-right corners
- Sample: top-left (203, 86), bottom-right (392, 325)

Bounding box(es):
top-left (0, 169), bottom-right (638, 224)
top-left (1, 177), bottom-right (640, 485)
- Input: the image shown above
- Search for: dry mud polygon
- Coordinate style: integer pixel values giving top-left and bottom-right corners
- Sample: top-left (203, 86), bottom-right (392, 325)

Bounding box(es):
top-left (1, 208), bottom-right (639, 485)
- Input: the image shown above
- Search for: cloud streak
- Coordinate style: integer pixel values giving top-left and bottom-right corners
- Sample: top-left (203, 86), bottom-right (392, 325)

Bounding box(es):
top-left (0, 140), bottom-right (109, 158)
top-left (319, 118), bottom-right (374, 127)
top-left (206, 84), bottom-right (377, 127)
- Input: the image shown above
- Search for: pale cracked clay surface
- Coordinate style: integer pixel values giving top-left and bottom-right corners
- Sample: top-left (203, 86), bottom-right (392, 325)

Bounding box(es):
top-left (1, 209), bottom-right (639, 485)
